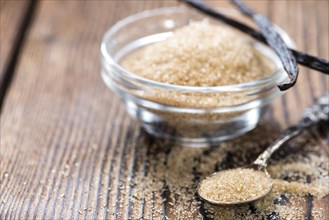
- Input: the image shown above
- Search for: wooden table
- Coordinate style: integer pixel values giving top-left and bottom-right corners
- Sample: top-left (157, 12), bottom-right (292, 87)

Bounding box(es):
top-left (1, 0), bottom-right (328, 219)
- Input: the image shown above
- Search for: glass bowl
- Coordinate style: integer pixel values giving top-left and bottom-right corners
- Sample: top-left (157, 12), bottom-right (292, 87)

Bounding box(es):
top-left (100, 6), bottom-right (295, 147)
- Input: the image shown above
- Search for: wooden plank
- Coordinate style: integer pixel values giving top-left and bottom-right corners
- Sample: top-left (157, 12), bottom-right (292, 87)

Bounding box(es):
top-left (0, 1), bottom-right (178, 219)
top-left (0, 0), bottom-right (32, 107)
top-left (0, 0), bottom-right (29, 77)
top-left (0, 0), bottom-right (328, 219)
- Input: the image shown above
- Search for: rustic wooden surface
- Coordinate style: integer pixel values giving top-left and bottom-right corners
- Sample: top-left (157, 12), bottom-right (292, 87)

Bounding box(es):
top-left (0, 0), bottom-right (328, 219)
top-left (0, 0), bottom-right (34, 104)
top-left (0, 0), bottom-right (27, 77)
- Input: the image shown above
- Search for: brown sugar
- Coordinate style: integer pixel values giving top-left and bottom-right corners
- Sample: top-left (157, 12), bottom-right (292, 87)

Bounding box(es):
top-left (119, 125), bottom-right (329, 219)
top-left (198, 168), bottom-right (273, 203)
top-left (122, 21), bottom-right (275, 87)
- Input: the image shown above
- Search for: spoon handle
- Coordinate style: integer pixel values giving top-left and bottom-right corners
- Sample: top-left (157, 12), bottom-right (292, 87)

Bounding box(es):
top-left (253, 93), bottom-right (329, 168)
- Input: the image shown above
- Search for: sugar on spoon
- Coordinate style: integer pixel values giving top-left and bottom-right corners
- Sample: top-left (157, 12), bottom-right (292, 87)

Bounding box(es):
top-left (197, 93), bottom-right (329, 205)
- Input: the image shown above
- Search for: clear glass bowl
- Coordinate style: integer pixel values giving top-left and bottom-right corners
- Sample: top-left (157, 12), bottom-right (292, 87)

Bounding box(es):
top-left (100, 7), bottom-right (295, 147)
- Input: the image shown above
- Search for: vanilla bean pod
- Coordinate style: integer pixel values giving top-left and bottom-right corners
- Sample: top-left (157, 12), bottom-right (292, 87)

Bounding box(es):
top-left (230, 0), bottom-right (298, 90)
top-left (183, 0), bottom-right (329, 85)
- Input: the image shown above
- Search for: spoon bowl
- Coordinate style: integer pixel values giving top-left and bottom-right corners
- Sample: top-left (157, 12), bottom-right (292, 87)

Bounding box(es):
top-left (197, 93), bottom-right (328, 205)
top-left (197, 165), bottom-right (273, 205)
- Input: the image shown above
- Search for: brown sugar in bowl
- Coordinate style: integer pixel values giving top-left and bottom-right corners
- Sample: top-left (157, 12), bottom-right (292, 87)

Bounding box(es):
top-left (100, 7), bottom-right (295, 147)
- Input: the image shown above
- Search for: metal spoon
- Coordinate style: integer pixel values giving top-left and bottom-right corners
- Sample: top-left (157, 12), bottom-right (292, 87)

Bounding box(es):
top-left (197, 93), bottom-right (329, 205)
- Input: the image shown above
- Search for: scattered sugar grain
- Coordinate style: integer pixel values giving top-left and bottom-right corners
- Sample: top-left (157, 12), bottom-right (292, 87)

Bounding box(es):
top-left (107, 126), bottom-right (329, 219)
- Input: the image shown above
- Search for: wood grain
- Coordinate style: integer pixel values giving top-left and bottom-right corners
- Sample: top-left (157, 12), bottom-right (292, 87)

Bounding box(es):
top-left (0, 0), bottom-right (28, 77)
top-left (0, 0), bottom-right (328, 219)
top-left (0, 0), bottom-right (34, 108)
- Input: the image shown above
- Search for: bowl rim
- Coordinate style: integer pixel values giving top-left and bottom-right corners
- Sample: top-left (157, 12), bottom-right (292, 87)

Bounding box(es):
top-left (100, 6), bottom-right (295, 93)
